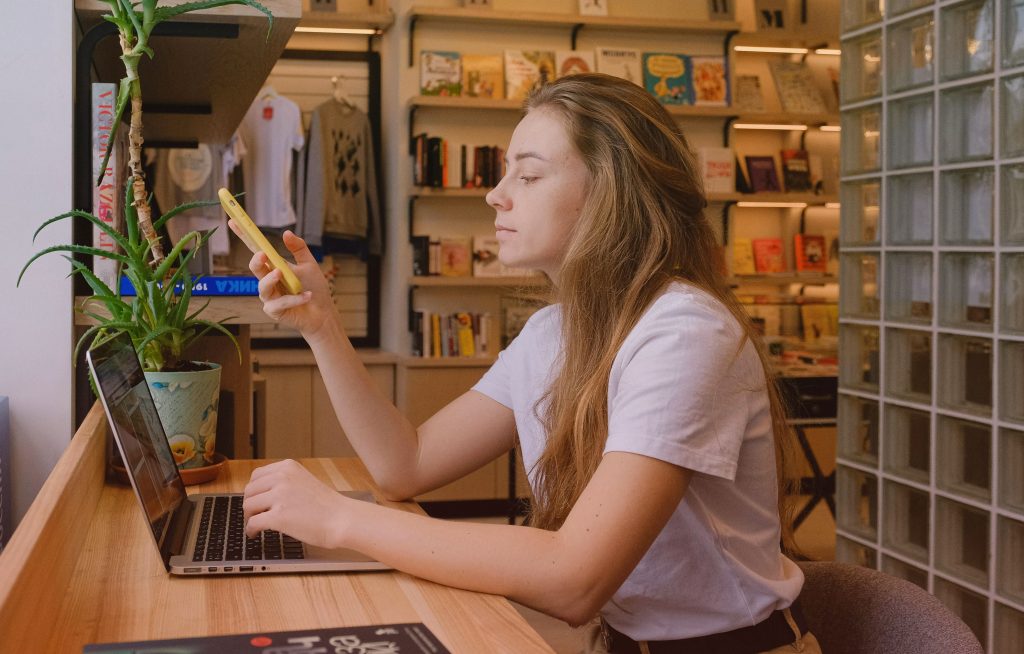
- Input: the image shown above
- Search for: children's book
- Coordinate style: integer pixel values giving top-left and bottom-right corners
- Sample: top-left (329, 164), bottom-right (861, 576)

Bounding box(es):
top-left (800, 304), bottom-right (838, 342)
top-left (780, 148), bottom-right (812, 192)
top-left (732, 237), bottom-right (756, 275)
top-left (420, 50), bottom-right (462, 96)
top-left (794, 233), bottom-right (828, 272)
top-left (462, 54), bottom-right (504, 98)
top-left (768, 60), bottom-right (827, 114)
top-left (752, 237), bottom-right (785, 273)
top-left (555, 50), bottom-right (595, 77)
top-left (440, 236), bottom-right (472, 277)
top-left (698, 147), bottom-right (735, 194)
top-left (504, 50), bottom-right (556, 101)
top-left (472, 235), bottom-right (503, 277)
top-left (84, 623), bottom-right (450, 653)
top-left (691, 56), bottom-right (729, 106)
top-left (745, 155), bottom-right (781, 192)
top-left (641, 52), bottom-right (693, 105)
top-left (596, 47), bottom-right (642, 85)
top-left (734, 74), bottom-right (766, 112)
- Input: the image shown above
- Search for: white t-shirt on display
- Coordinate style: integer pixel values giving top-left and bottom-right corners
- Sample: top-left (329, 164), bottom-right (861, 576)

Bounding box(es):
top-left (472, 281), bottom-right (804, 641)
top-left (238, 87), bottom-right (304, 228)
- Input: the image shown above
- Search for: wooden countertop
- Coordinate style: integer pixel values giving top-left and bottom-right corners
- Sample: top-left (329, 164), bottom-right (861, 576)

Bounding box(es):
top-left (0, 404), bottom-right (553, 653)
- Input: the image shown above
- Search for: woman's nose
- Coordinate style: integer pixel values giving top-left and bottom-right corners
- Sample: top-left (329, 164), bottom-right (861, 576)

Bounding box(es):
top-left (486, 178), bottom-right (510, 211)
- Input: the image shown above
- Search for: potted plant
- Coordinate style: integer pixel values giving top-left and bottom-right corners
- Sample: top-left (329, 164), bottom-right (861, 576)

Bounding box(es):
top-left (17, 0), bottom-right (273, 475)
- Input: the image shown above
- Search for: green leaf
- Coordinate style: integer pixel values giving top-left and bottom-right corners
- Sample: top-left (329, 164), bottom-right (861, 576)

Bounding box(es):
top-left (18, 245), bottom-right (130, 287)
top-left (185, 297), bottom-right (212, 321)
top-left (136, 325), bottom-right (178, 359)
top-left (153, 230), bottom-right (204, 280)
top-left (152, 199), bottom-right (221, 234)
top-left (122, 179), bottom-right (140, 248)
top-left (96, 78), bottom-right (132, 187)
top-left (117, 0), bottom-right (144, 38)
top-left (34, 209), bottom-right (130, 252)
top-left (64, 256), bottom-right (120, 300)
top-left (152, 1), bottom-right (273, 39)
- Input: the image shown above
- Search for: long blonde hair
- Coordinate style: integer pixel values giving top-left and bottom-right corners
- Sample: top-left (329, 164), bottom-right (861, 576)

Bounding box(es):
top-left (524, 74), bottom-right (798, 552)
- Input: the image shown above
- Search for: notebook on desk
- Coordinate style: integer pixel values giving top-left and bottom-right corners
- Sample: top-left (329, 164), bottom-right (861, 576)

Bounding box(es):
top-left (86, 331), bottom-right (391, 576)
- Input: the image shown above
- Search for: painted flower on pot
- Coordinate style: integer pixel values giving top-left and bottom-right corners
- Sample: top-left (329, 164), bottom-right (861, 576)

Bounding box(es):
top-left (168, 434), bottom-right (197, 466)
top-left (199, 405), bottom-right (218, 464)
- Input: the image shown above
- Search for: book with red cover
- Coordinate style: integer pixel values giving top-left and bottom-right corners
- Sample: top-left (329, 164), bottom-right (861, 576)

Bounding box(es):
top-left (794, 233), bottom-right (828, 272)
top-left (84, 623), bottom-right (450, 653)
top-left (752, 238), bottom-right (785, 273)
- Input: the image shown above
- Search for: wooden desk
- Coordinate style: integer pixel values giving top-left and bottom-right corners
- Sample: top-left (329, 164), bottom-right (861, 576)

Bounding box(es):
top-left (0, 404), bottom-right (553, 653)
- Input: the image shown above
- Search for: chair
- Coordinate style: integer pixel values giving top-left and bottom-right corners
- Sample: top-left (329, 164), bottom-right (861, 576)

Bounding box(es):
top-left (796, 561), bottom-right (984, 654)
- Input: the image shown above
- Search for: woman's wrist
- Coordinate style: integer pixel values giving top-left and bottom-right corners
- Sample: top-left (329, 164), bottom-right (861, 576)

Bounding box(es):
top-left (303, 311), bottom-right (343, 350)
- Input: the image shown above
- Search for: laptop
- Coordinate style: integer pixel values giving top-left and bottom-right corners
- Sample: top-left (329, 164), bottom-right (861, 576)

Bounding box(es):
top-left (86, 331), bottom-right (391, 576)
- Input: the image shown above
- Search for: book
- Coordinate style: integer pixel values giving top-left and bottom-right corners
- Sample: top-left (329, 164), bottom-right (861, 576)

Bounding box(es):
top-left (767, 60), bottom-right (827, 114)
top-left (555, 50), bottom-right (595, 77)
top-left (794, 234), bottom-right (828, 272)
top-left (745, 304), bottom-right (781, 336)
top-left (752, 238), bottom-right (785, 273)
top-left (119, 274), bottom-right (258, 296)
top-left (419, 50), bottom-right (461, 96)
top-left (578, 0), bottom-right (608, 16)
top-left (440, 236), bottom-right (472, 277)
top-left (642, 52), bottom-right (693, 105)
top-left (472, 235), bottom-right (503, 277)
top-left (455, 311), bottom-right (476, 356)
top-left (92, 82), bottom-right (120, 287)
top-left (596, 47), bottom-right (642, 85)
top-left (733, 74), bottom-right (766, 112)
top-left (800, 304), bottom-right (838, 342)
top-left (462, 54), bottom-right (504, 99)
top-left (698, 147), bottom-right (735, 193)
top-left (84, 623), bottom-right (450, 653)
top-left (780, 148), bottom-right (812, 192)
top-left (732, 237), bottom-right (756, 275)
top-left (504, 50), bottom-right (556, 101)
top-left (745, 155), bottom-right (781, 192)
top-left (690, 56), bottom-right (729, 106)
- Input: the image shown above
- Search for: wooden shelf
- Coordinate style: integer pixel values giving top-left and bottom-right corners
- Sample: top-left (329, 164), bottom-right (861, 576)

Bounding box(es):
top-left (727, 274), bottom-right (838, 286)
top-left (74, 0), bottom-right (300, 145)
top-left (399, 355), bottom-right (497, 368)
top-left (412, 187), bottom-right (490, 198)
top-left (410, 276), bottom-right (548, 288)
top-left (74, 296), bottom-right (274, 326)
top-left (408, 6), bottom-right (740, 34)
top-left (299, 10), bottom-right (395, 32)
top-left (709, 193), bottom-right (839, 205)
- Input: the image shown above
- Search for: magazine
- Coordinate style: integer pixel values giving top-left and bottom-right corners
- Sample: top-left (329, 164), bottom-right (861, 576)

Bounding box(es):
top-left (556, 50), bottom-right (595, 77)
top-left (420, 50), bottom-right (462, 96)
top-left (504, 50), bottom-right (556, 101)
top-left (745, 155), bottom-right (781, 192)
top-left (642, 52), bottom-right (692, 105)
top-left (596, 47), bottom-right (642, 85)
top-left (462, 54), bottom-right (504, 98)
top-left (691, 56), bottom-right (728, 106)
top-left (734, 74), bottom-right (766, 112)
top-left (768, 60), bottom-right (827, 114)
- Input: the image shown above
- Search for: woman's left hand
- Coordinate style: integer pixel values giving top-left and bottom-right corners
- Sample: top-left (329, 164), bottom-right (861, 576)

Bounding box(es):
top-left (242, 459), bottom-right (349, 549)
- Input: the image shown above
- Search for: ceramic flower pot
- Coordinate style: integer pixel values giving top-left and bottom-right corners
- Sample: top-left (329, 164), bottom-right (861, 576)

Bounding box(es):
top-left (144, 363), bottom-right (222, 470)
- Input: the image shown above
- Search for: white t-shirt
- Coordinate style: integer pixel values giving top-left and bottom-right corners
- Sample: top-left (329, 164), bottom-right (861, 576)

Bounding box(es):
top-left (238, 88), bottom-right (304, 228)
top-left (472, 282), bottom-right (804, 641)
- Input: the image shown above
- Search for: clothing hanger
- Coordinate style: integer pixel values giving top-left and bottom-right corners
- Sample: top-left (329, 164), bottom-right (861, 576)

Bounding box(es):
top-left (331, 75), bottom-right (356, 112)
top-left (260, 84), bottom-right (279, 100)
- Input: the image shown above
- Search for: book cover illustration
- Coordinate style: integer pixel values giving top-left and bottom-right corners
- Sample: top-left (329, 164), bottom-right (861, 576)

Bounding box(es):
top-left (504, 50), bottom-right (556, 101)
top-left (698, 147), bottom-right (735, 194)
top-left (84, 623), bottom-right (450, 653)
top-left (733, 74), bottom-right (766, 112)
top-left (596, 47), bottom-right (642, 85)
top-left (780, 148), bottom-right (812, 192)
top-left (420, 50), bottom-right (462, 96)
top-left (768, 60), bottom-right (827, 114)
top-left (744, 155), bottom-right (781, 192)
top-left (440, 236), bottom-right (472, 277)
top-left (800, 304), bottom-right (839, 342)
top-left (691, 56), bottom-right (728, 106)
top-left (642, 53), bottom-right (693, 105)
top-left (732, 237), bottom-right (756, 275)
top-left (473, 235), bottom-right (503, 277)
top-left (793, 234), bottom-right (828, 272)
top-left (752, 238), bottom-right (785, 273)
top-left (462, 54), bottom-right (504, 98)
top-left (555, 50), bottom-right (595, 78)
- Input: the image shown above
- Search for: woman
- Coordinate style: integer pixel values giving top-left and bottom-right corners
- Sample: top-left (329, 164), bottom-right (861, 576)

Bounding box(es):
top-left (239, 73), bottom-right (819, 654)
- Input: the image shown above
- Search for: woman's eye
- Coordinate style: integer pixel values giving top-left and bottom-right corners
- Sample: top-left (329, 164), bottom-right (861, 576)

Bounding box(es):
top-left (519, 176), bottom-right (538, 184)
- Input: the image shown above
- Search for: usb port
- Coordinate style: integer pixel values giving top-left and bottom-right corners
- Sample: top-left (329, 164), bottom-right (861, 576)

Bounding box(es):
top-left (208, 567), bottom-right (217, 572)
top-left (224, 567), bottom-right (233, 572)
top-left (184, 567), bottom-right (201, 573)
top-left (240, 566), bottom-right (253, 572)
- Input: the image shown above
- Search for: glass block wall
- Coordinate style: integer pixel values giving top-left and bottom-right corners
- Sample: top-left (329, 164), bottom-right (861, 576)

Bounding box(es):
top-left (838, 1), bottom-right (1024, 651)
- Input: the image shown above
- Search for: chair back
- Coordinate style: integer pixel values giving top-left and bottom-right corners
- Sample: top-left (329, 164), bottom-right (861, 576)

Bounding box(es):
top-left (797, 561), bottom-right (984, 654)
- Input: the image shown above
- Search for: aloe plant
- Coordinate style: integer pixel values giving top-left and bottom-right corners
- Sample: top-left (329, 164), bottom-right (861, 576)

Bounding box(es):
top-left (17, 0), bottom-right (274, 372)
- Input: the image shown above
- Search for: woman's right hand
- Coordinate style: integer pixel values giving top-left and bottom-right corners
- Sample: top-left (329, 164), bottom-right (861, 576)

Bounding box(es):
top-left (235, 226), bottom-right (335, 339)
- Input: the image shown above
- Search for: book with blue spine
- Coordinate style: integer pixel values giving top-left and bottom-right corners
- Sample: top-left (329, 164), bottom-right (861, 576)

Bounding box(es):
top-left (118, 274), bottom-right (259, 297)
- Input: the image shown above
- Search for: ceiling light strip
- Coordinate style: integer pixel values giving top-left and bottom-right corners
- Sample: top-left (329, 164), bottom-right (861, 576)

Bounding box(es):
top-left (733, 123), bottom-right (809, 131)
top-left (294, 26), bottom-right (381, 35)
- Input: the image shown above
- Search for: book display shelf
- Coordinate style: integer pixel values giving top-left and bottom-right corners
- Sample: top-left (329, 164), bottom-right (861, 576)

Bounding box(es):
top-left (836, 0), bottom-right (1024, 650)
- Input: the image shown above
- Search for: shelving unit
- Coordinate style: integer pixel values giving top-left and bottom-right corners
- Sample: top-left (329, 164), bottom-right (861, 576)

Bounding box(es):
top-left (836, 0), bottom-right (1024, 650)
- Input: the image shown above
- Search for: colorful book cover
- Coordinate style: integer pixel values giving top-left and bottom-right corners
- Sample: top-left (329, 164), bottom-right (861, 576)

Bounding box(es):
top-left (420, 50), bottom-right (462, 96)
top-left (698, 147), bottom-right (735, 194)
top-left (455, 312), bottom-right (476, 357)
top-left (800, 304), bottom-right (839, 342)
top-left (794, 234), bottom-right (828, 272)
top-left (780, 148), bottom-right (812, 192)
top-left (596, 47), bottom-right (642, 85)
top-left (734, 74), bottom-right (766, 112)
top-left (85, 623), bottom-right (450, 653)
top-left (555, 50), bottom-right (595, 77)
top-left (440, 236), bottom-right (472, 277)
top-left (472, 235), bottom-right (503, 277)
top-left (462, 54), bottom-right (504, 99)
top-left (92, 82), bottom-right (119, 287)
top-left (744, 155), bottom-right (781, 192)
top-left (767, 60), bottom-right (827, 114)
top-left (732, 237), bottom-right (756, 275)
top-left (691, 55), bottom-right (728, 106)
top-left (641, 52), bottom-right (693, 105)
top-left (504, 50), bottom-right (556, 101)
top-left (752, 238), bottom-right (785, 273)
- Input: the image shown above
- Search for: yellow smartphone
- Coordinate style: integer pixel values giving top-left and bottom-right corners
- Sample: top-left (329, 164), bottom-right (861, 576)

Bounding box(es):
top-left (217, 188), bottom-right (303, 295)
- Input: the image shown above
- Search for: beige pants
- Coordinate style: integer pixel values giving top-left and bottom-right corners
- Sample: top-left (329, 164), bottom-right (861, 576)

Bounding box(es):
top-left (581, 609), bottom-right (823, 654)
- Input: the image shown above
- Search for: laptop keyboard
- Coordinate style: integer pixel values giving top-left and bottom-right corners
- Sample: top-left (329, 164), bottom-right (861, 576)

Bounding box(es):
top-left (192, 495), bottom-right (305, 563)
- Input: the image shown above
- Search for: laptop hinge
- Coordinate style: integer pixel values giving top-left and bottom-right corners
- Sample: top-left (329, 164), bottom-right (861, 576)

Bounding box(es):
top-left (162, 497), bottom-right (196, 564)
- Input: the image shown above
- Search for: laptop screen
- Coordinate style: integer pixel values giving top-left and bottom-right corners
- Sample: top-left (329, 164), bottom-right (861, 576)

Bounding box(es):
top-left (87, 333), bottom-right (187, 554)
